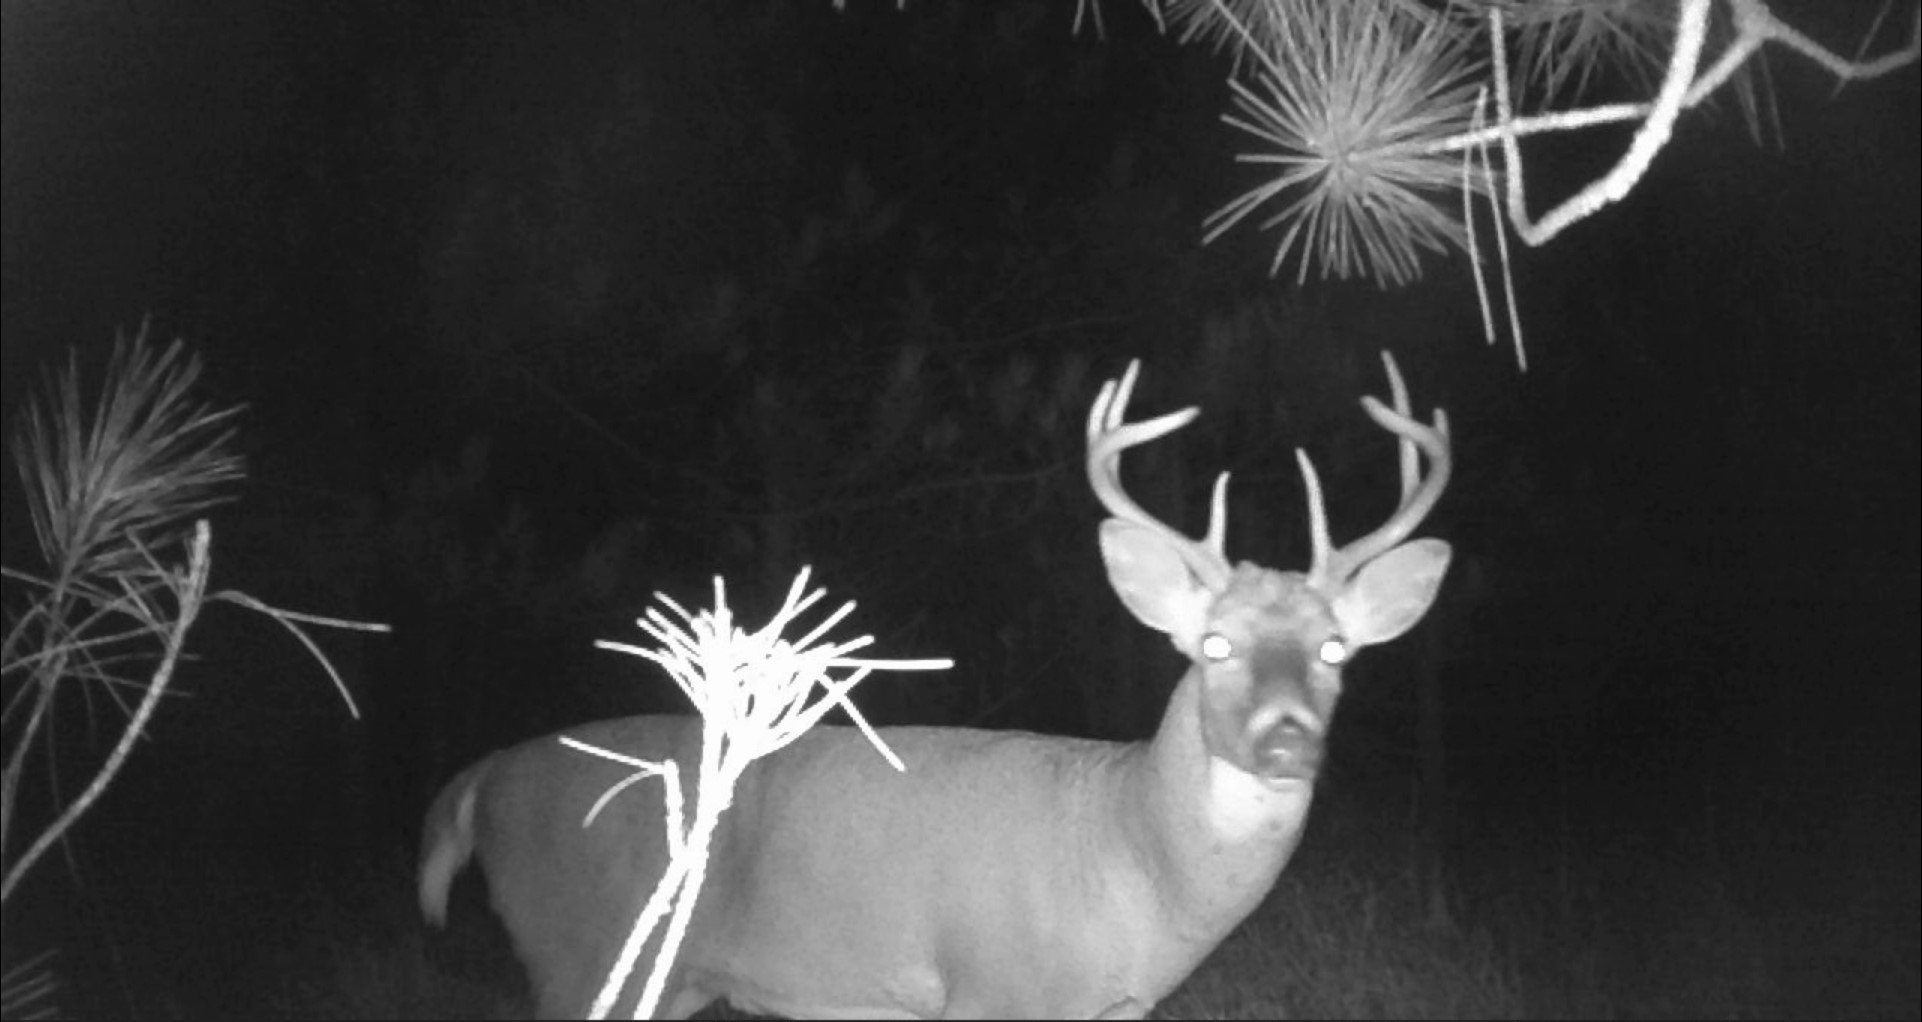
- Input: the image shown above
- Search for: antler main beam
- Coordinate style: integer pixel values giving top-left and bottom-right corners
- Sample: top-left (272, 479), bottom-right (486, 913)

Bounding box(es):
top-left (1302, 352), bottom-right (1452, 592)
top-left (1085, 359), bottom-right (1233, 593)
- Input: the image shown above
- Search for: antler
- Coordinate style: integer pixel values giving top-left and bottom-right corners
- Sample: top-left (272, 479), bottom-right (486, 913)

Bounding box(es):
top-left (1299, 352), bottom-right (1452, 592)
top-left (1085, 360), bottom-right (1233, 593)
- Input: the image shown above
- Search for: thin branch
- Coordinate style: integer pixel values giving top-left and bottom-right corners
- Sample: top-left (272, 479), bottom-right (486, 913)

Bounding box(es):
top-left (1, 522), bottom-right (211, 902)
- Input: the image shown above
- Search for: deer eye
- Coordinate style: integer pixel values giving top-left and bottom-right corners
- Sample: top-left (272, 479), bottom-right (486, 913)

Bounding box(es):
top-left (1200, 633), bottom-right (1234, 661)
top-left (1317, 637), bottom-right (1349, 667)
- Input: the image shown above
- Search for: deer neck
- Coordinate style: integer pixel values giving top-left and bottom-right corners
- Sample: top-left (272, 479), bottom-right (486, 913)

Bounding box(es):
top-left (1110, 664), bottom-right (1315, 935)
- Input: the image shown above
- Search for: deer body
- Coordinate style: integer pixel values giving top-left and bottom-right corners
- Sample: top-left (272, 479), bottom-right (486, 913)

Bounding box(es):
top-left (420, 358), bottom-right (1453, 1019)
top-left (424, 672), bottom-right (1309, 1018)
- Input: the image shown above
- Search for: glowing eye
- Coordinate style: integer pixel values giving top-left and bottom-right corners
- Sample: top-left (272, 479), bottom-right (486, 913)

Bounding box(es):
top-left (1317, 638), bottom-right (1349, 666)
top-left (1200, 633), bottom-right (1234, 661)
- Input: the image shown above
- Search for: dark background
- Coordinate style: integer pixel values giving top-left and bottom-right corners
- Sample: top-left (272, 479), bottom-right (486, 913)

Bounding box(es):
top-left (3, 1), bottom-right (1916, 1017)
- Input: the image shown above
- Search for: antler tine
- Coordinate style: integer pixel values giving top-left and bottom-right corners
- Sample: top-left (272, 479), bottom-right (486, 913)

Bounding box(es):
top-left (1086, 360), bottom-right (1233, 590)
top-left (1201, 471), bottom-right (1230, 559)
top-left (1298, 447), bottom-right (1334, 586)
top-left (1311, 352), bottom-right (1452, 590)
top-left (1382, 351), bottom-right (1417, 501)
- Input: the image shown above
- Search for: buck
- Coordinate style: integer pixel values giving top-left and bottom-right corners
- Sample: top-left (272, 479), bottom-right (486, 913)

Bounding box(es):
top-left (419, 355), bottom-right (1452, 1019)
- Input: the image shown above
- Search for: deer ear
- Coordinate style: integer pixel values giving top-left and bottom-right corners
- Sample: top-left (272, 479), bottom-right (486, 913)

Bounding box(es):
top-left (1100, 519), bottom-right (1212, 650)
top-left (1331, 538), bottom-right (1452, 648)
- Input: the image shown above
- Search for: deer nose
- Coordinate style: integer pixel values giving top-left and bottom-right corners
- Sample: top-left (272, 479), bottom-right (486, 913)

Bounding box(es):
top-left (1277, 702), bottom-right (1324, 739)
top-left (1254, 705), bottom-right (1325, 780)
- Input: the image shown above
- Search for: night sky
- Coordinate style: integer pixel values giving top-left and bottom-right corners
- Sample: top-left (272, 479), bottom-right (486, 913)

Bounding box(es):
top-left (3, 1), bottom-right (1916, 1017)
